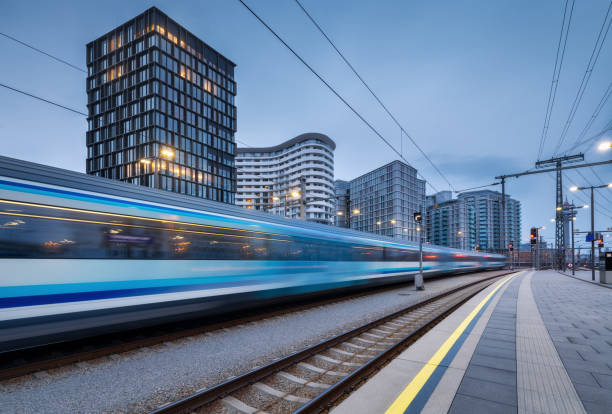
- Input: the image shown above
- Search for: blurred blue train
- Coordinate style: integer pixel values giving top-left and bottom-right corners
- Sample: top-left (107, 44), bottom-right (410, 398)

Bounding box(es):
top-left (0, 156), bottom-right (504, 352)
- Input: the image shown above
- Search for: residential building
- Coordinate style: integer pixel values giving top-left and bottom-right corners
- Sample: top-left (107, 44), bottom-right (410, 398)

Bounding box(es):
top-left (86, 7), bottom-right (237, 203)
top-left (235, 133), bottom-right (335, 224)
top-left (349, 160), bottom-right (425, 242)
top-left (457, 190), bottom-right (521, 252)
top-left (425, 191), bottom-right (467, 249)
top-left (334, 179), bottom-right (350, 228)
top-left (426, 189), bottom-right (521, 252)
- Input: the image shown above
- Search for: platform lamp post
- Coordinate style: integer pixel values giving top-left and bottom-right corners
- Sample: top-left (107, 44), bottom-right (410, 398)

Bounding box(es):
top-left (414, 212), bottom-right (424, 291)
top-left (570, 183), bottom-right (612, 281)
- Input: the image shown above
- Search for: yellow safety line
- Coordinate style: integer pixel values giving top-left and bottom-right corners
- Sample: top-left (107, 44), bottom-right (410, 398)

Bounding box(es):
top-left (385, 271), bottom-right (521, 414)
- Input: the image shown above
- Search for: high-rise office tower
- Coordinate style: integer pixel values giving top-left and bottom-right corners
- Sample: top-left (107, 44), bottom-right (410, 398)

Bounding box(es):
top-left (349, 160), bottom-right (425, 242)
top-left (86, 7), bottom-right (237, 203)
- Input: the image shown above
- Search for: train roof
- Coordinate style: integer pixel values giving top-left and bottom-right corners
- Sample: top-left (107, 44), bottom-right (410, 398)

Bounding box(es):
top-left (0, 155), bottom-right (502, 258)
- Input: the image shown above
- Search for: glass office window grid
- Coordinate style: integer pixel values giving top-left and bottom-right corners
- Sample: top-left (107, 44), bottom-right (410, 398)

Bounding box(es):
top-left (425, 190), bottom-right (521, 252)
top-left (86, 7), bottom-right (237, 203)
top-left (333, 179), bottom-right (350, 228)
top-left (349, 160), bottom-right (425, 242)
top-left (425, 196), bottom-right (467, 249)
top-left (457, 190), bottom-right (521, 252)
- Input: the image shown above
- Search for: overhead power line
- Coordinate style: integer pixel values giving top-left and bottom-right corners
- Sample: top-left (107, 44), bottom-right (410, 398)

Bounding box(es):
top-left (1, 34), bottom-right (258, 150)
top-left (565, 118), bottom-right (612, 153)
top-left (565, 171), bottom-right (612, 216)
top-left (576, 167), bottom-right (612, 206)
top-left (0, 82), bottom-right (87, 116)
top-left (0, 32), bottom-right (86, 73)
top-left (294, 0), bottom-right (455, 192)
top-left (564, 79), bottom-right (612, 152)
top-left (453, 182), bottom-right (501, 193)
top-left (537, 0), bottom-right (575, 161)
top-left (553, 1), bottom-right (612, 155)
top-left (235, 0), bottom-right (440, 193)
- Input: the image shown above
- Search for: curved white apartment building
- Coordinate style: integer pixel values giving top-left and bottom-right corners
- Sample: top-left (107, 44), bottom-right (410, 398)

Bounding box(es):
top-left (236, 133), bottom-right (336, 225)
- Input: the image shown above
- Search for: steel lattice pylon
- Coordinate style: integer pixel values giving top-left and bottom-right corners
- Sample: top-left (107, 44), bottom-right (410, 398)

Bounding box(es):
top-left (533, 153), bottom-right (583, 271)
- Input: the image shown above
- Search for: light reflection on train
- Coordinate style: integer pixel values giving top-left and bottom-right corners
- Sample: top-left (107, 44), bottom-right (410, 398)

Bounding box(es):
top-left (0, 172), bottom-right (504, 352)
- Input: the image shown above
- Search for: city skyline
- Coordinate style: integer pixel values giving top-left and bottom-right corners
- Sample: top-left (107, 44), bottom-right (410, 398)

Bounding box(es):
top-left (1, 0), bottom-right (611, 246)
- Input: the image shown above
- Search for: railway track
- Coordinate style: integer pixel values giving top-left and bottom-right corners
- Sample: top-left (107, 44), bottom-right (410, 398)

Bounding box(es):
top-left (0, 270), bottom-right (508, 382)
top-left (150, 271), bottom-right (514, 414)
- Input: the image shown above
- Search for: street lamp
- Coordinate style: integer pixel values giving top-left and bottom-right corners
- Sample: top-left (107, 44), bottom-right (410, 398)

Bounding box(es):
top-left (569, 183), bottom-right (611, 281)
top-left (141, 146), bottom-right (176, 190)
top-left (565, 203), bottom-right (588, 276)
top-left (597, 141), bottom-right (611, 151)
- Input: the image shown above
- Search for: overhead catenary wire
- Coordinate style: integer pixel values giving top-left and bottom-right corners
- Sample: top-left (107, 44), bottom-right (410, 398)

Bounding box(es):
top-left (453, 182), bottom-right (501, 193)
top-left (1, 81), bottom-right (255, 161)
top-left (576, 168), bottom-right (612, 206)
top-left (553, 1), bottom-right (612, 156)
top-left (563, 79), bottom-right (612, 153)
top-left (564, 118), bottom-right (612, 153)
top-left (1, 33), bottom-right (255, 150)
top-left (0, 32), bottom-right (86, 73)
top-left (235, 0), bottom-right (440, 193)
top-left (0, 82), bottom-right (87, 116)
top-left (565, 171), bottom-right (612, 216)
top-left (537, 0), bottom-right (575, 161)
top-left (294, 0), bottom-right (455, 192)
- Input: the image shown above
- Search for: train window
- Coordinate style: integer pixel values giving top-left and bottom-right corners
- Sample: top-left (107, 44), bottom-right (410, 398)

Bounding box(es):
top-left (0, 200), bottom-right (449, 264)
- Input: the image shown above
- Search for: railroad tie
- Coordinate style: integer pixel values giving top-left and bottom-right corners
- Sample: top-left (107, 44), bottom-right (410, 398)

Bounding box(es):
top-left (252, 382), bottom-right (310, 404)
top-left (298, 362), bottom-right (345, 377)
top-left (315, 354), bottom-right (362, 367)
top-left (276, 371), bottom-right (329, 389)
top-left (222, 396), bottom-right (265, 414)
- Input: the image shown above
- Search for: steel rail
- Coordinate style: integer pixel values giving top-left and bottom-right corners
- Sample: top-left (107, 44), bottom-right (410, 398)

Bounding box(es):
top-left (149, 270), bottom-right (514, 414)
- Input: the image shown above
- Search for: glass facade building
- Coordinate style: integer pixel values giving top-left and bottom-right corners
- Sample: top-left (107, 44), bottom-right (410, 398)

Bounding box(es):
top-left (458, 190), bottom-right (521, 252)
top-left (426, 190), bottom-right (521, 252)
top-left (334, 179), bottom-right (350, 228)
top-left (86, 7), bottom-right (237, 203)
top-left (425, 191), bottom-right (468, 249)
top-left (349, 160), bottom-right (425, 242)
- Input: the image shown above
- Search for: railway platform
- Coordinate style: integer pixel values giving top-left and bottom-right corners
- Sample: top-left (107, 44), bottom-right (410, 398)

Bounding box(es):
top-left (332, 270), bottom-right (612, 414)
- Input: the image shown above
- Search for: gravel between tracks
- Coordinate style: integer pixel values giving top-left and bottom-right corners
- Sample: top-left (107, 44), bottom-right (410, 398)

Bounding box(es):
top-left (0, 273), bottom-right (496, 413)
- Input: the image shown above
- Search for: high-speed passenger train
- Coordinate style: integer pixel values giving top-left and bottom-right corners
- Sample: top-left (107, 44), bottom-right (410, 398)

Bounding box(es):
top-left (0, 156), bottom-right (504, 351)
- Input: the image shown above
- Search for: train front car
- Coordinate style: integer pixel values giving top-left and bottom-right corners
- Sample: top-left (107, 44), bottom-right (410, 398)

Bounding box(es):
top-left (0, 156), bottom-right (504, 352)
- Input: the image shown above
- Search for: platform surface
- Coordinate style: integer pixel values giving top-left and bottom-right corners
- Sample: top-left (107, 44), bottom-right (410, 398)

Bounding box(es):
top-left (332, 270), bottom-right (612, 414)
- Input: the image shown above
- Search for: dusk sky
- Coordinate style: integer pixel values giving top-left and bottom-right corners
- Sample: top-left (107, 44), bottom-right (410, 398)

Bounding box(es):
top-left (1, 0), bottom-right (611, 247)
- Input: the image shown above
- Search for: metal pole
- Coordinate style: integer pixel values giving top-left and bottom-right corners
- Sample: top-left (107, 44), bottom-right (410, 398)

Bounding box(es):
top-left (571, 215), bottom-right (575, 276)
top-left (501, 178), bottom-right (506, 259)
top-left (156, 159), bottom-right (161, 190)
top-left (299, 177), bottom-right (306, 220)
top-left (415, 227), bottom-right (424, 290)
top-left (591, 186), bottom-right (595, 281)
top-left (536, 228), bottom-right (540, 270)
